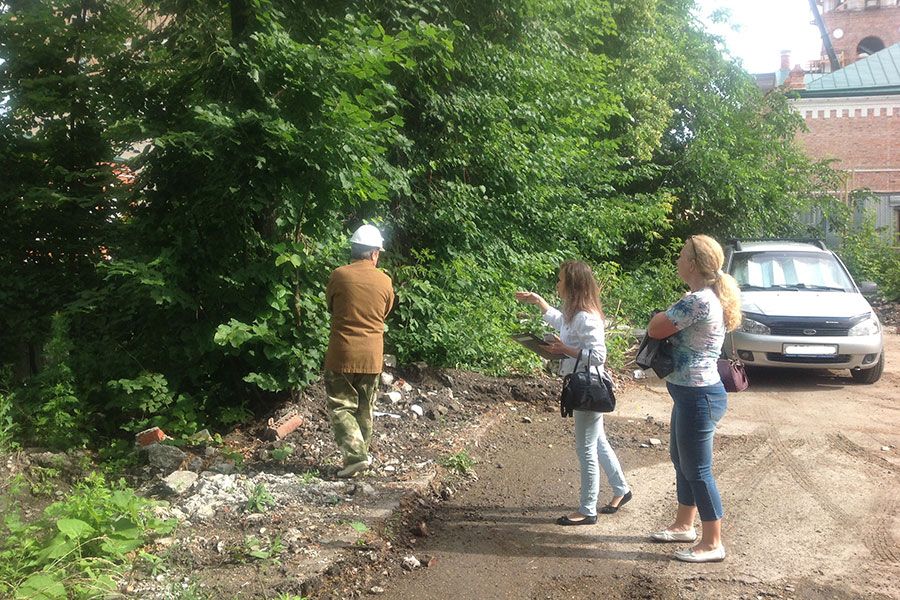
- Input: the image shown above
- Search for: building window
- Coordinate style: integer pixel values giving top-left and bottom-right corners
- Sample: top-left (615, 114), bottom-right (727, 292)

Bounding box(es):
top-left (857, 36), bottom-right (885, 57)
top-left (864, 0), bottom-right (880, 7)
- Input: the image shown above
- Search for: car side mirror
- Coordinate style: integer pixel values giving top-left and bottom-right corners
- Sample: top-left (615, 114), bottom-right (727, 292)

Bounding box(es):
top-left (858, 281), bottom-right (878, 296)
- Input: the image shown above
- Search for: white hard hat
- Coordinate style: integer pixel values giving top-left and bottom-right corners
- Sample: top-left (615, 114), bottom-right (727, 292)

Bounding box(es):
top-left (349, 224), bottom-right (384, 250)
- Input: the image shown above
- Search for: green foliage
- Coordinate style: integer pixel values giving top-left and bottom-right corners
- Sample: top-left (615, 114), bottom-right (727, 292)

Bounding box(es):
top-left (835, 200), bottom-right (900, 301)
top-left (0, 472), bottom-right (175, 599)
top-left (298, 469), bottom-right (320, 484)
top-left (0, 371), bottom-right (19, 452)
top-left (170, 580), bottom-right (211, 600)
top-left (245, 483), bottom-right (275, 513)
top-left (242, 535), bottom-right (284, 562)
top-left (441, 450), bottom-right (476, 476)
top-left (1, 0), bottom-right (851, 448)
top-left (270, 445), bottom-right (294, 462)
top-left (25, 466), bottom-right (61, 498)
top-left (220, 448), bottom-right (246, 471)
top-left (11, 315), bottom-right (88, 450)
top-left (107, 372), bottom-right (201, 438)
top-left (349, 521), bottom-right (369, 534)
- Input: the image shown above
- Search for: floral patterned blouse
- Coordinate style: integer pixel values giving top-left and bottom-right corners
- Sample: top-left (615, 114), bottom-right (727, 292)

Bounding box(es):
top-left (664, 288), bottom-right (725, 387)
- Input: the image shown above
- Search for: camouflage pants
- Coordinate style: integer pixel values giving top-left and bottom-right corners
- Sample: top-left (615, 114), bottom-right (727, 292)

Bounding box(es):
top-left (324, 370), bottom-right (378, 467)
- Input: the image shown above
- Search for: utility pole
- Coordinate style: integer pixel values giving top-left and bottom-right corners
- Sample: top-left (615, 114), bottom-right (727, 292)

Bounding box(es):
top-left (808, 0), bottom-right (841, 71)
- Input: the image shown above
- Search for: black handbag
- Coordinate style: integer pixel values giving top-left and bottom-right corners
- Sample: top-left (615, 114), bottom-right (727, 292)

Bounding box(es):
top-left (635, 333), bottom-right (675, 379)
top-left (559, 350), bottom-right (616, 417)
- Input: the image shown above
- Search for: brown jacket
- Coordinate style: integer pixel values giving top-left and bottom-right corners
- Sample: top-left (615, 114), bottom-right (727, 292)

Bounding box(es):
top-left (324, 260), bottom-right (395, 374)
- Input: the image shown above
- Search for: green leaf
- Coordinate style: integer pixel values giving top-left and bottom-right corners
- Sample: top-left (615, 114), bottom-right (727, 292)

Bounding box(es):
top-left (16, 573), bottom-right (67, 600)
top-left (56, 518), bottom-right (94, 539)
top-left (349, 521), bottom-right (369, 533)
top-left (101, 537), bottom-right (144, 556)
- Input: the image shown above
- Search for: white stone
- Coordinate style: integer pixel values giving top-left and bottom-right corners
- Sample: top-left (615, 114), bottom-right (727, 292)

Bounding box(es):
top-left (384, 391), bottom-right (402, 404)
top-left (402, 555), bottom-right (421, 570)
top-left (410, 404), bottom-right (424, 417)
top-left (649, 438), bottom-right (662, 446)
top-left (380, 372), bottom-right (394, 386)
top-left (161, 471), bottom-right (198, 495)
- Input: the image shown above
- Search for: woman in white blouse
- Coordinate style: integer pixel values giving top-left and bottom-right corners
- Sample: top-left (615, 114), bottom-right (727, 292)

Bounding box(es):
top-left (516, 260), bottom-right (632, 525)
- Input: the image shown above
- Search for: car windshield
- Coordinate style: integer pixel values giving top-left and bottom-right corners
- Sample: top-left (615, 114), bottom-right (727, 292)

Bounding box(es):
top-left (729, 251), bottom-right (854, 292)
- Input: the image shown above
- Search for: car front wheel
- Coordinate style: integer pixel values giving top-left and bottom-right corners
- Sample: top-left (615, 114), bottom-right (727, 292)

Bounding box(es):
top-left (850, 352), bottom-right (884, 384)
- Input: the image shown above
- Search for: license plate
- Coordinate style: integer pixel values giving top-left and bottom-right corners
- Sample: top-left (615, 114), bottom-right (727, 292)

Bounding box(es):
top-left (783, 344), bottom-right (838, 356)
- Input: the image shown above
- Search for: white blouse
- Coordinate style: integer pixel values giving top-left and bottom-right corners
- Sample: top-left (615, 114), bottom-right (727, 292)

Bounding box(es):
top-left (542, 307), bottom-right (606, 375)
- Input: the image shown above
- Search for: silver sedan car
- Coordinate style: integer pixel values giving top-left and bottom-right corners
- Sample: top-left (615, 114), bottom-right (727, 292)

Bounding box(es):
top-left (724, 240), bottom-right (884, 384)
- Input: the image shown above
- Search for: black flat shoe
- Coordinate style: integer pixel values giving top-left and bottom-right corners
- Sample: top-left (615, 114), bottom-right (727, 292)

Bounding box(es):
top-left (556, 514), bottom-right (598, 526)
top-left (599, 490), bottom-right (632, 514)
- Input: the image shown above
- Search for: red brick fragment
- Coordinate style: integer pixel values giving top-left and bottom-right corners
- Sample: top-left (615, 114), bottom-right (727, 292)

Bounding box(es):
top-left (263, 412), bottom-right (304, 441)
top-left (136, 426), bottom-right (166, 447)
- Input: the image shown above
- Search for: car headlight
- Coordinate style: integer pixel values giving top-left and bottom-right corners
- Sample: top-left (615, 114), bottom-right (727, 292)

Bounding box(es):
top-left (740, 317), bottom-right (770, 335)
top-left (848, 314), bottom-right (880, 336)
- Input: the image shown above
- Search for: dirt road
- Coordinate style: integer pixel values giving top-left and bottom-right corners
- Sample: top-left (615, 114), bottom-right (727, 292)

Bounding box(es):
top-left (373, 333), bottom-right (900, 599)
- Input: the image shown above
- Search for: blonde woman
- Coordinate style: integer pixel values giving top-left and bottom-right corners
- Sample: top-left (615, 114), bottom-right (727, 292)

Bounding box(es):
top-left (516, 260), bottom-right (631, 525)
top-left (646, 235), bottom-right (742, 562)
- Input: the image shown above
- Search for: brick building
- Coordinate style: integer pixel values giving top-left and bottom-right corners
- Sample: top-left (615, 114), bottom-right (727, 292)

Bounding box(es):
top-left (784, 1), bottom-right (900, 239)
top-left (819, 0), bottom-right (900, 66)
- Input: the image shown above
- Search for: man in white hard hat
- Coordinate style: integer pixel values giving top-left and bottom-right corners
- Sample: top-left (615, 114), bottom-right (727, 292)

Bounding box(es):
top-left (324, 224), bottom-right (395, 478)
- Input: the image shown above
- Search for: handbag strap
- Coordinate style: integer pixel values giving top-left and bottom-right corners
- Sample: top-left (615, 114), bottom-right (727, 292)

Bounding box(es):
top-left (572, 348), bottom-right (602, 378)
top-left (728, 331), bottom-right (743, 365)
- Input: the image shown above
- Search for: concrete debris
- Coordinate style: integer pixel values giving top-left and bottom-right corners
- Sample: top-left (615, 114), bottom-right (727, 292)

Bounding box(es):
top-left (188, 429), bottom-right (213, 443)
top-left (144, 443), bottom-right (187, 473)
top-left (161, 470), bottom-right (199, 496)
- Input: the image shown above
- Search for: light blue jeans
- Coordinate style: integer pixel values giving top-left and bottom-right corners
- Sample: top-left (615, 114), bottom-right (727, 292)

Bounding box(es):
top-left (573, 410), bottom-right (630, 516)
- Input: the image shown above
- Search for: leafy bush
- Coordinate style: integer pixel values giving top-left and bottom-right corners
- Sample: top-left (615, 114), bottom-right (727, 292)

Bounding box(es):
top-left (11, 316), bottom-right (88, 450)
top-left (837, 210), bottom-right (900, 301)
top-left (1, 0), bottom-right (843, 449)
top-left (245, 484), bottom-right (275, 513)
top-left (107, 372), bottom-right (202, 438)
top-left (0, 472), bottom-right (175, 599)
top-left (0, 370), bottom-right (19, 453)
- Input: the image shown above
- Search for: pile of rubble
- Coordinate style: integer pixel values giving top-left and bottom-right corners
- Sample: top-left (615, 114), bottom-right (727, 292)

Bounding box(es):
top-left (116, 357), bottom-right (556, 597)
top-left (873, 299), bottom-right (900, 331)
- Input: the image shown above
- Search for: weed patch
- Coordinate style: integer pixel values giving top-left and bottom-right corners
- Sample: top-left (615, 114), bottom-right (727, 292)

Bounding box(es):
top-left (0, 472), bottom-right (175, 599)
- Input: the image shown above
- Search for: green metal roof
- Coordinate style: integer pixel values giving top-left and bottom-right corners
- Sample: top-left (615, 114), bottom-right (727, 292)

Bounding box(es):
top-left (803, 43), bottom-right (900, 95)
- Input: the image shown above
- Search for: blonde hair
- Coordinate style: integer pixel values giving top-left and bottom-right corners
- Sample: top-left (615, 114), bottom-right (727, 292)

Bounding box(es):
top-left (559, 260), bottom-right (604, 323)
top-left (687, 235), bottom-right (742, 332)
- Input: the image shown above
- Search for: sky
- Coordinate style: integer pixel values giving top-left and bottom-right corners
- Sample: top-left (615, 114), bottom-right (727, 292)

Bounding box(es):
top-left (696, 0), bottom-right (826, 74)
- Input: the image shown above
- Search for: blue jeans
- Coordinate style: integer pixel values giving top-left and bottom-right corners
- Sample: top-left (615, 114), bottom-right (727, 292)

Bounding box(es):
top-left (667, 381), bottom-right (728, 522)
top-left (573, 410), bottom-right (630, 516)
